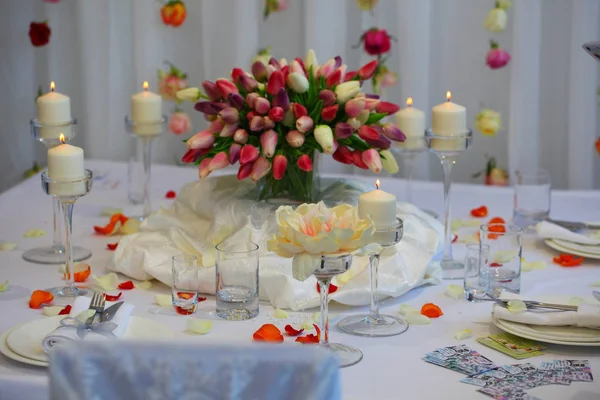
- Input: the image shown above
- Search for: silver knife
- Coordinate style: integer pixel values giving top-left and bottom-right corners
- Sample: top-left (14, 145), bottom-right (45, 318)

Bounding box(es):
top-left (99, 301), bottom-right (124, 323)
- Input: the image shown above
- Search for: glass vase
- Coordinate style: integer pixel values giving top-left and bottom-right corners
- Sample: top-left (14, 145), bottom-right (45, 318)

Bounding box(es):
top-left (256, 151), bottom-right (321, 204)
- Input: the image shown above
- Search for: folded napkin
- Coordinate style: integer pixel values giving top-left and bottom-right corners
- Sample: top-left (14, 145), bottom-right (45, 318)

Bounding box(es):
top-left (493, 303), bottom-right (600, 329)
top-left (536, 221), bottom-right (600, 245)
top-left (42, 296), bottom-right (134, 352)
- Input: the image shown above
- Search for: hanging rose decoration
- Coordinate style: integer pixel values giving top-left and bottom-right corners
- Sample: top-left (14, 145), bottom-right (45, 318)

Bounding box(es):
top-left (486, 40), bottom-right (511, 70)
top-left (356, 0), bottom-right (378, 12)
top-left (161, 1), bottom-right (187, 27)
top-left (157, 62), bottom-right (188, 102)
top-left (472, 157), bottom-right (508, 186)
top-left (29, 21), bottom-right (51, 47)
top-left (263, 0), bottom-right (289, 20)
top-left (352, 28), bottom-right (397, 94)
top-left (475, 108), bottom-right (502, 136)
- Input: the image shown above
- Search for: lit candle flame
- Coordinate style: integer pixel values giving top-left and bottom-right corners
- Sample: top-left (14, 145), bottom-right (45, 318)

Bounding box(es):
top-left (375, 179), bottom-right (380, 190)
top-left (59, 133), bottom-right (66, 144)
top-left (143, 81), bottom-right (149, 91)
top-left (406, 97), bottom-right (413, 107)
top-left (446, 91), bottom-right (452, 102)
top-left (50, 81), bottom-right (55, 92)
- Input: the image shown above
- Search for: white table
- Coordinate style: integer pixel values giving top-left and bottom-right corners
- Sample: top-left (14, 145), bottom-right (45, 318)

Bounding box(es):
top-left (1, 160), bottom-right (600, 400)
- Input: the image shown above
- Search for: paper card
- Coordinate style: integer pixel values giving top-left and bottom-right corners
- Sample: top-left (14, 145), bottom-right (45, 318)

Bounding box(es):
top-left (477, 337), bottom-right (545, 360)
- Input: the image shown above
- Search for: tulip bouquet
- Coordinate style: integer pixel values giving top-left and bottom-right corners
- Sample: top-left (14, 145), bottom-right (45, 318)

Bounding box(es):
top-left (177, 49), bottom-right (405, 203)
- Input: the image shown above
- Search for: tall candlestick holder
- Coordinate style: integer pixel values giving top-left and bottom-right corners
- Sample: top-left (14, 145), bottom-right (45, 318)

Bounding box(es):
top-left (23, 119), bottom-right (92, 264)
top-left (41, 170), bottom-right (93, 297)
top-left (425, 128), bottom-right (473, 280)
top-left (337, 218), bottom-right (406, 337)
top-left (125, 115), bottom-right (167, 219)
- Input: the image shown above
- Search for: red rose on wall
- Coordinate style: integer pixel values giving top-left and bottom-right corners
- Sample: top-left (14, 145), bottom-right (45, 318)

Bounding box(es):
top-left (29, 22), bottom-right (51, 47)
top-left (363, 28), bottom-right (391, 55)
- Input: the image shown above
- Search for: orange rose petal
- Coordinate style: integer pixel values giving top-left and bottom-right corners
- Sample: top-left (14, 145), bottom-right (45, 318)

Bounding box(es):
top-left (73, 263), bottom-right (91, 283)
top-left (295, 324), bottom-right (321, 344)
top-left (29, 290), bottom-right (54, 309)
top-left (253, 324), bottom-right (284, 342)
top-left (470, 206), bottom-right (489, 218)
top-left (420, 303), bottom-right (443, 318)
top-left (553, 254), bottom-right (584, 267)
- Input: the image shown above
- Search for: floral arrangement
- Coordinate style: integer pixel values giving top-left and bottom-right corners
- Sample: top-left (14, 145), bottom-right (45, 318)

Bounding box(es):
top-left (177, 49), bottom-right (404, 202)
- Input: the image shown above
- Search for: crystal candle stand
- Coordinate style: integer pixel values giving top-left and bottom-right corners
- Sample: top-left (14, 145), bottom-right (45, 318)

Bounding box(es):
top-left (337, 218), bottom-right (406, 337)
top-left (41, 170), bottom-right (93, 297)
top-left (125, 115), bottom-right (167, 219)
top-left (23, 119), bottom-right (92, 264)
top-left (425, 128), bottom-right (473, 280)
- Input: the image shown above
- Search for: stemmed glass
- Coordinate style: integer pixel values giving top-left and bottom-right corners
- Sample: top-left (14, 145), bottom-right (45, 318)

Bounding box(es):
top-left (125, 115), bottom-right (167, 219)
top-left (337, 218), bottom-right (406, 337)
top-left (41, 170), bottom-right (93, 297)
top-left (23, 118), bottom-right (92, 264)
top-left (314, 254), bottom-right (363, 368)
top-left (425, 129), bottom-right (473, 280)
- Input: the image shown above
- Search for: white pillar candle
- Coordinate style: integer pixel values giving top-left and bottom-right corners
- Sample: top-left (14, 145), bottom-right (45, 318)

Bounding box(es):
top-left (431, 91), bottom-right (467, 150)
top-left (130, 81), bottom-right (163, 135)
top-left (36, 82), bottom-right (72, 140)
top-left (358, 180), bottom-right (397, 228)
top-left (395, 97), bottom-right (425, 149)
top-left (47, 136), bottom-right (85, 195)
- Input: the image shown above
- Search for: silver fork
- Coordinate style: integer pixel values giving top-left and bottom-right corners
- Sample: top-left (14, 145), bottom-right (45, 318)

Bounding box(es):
top-left (85, 292), bottom-right (106, 327)
top-left (486, 292), bottom-right (578, 311)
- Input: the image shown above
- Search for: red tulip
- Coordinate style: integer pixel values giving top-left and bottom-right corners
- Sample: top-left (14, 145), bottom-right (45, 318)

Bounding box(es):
top-left (237, 162), bottom-right (253, 180)
top-left (239, 145), bottom-right (259, 164)
top-left (297, 154), bottom-right (313, 172)
top-left (255, 97), bottom-right (271, 115)
top-left (321, 104), bottom-right (339, 122)
top-left (181, 148), bottom-right (207, 164)
top-left (352, 150), bottom-right (369, 169)
top-left (358, 60), bottom-right (378, 80)
top-left (267, 71), bottom-right (284, 95)
top-left (246, 111), bottom-right (258, 121)
top-left (363, 29), bottom-right (392, 56)
top-left (215, 78), bottom-right (238, 97)
top-left (344, 71), bottom-right (358, 82)
top-left (231, 68), bottom-right (245, 83)
top-left (375, 101), bottom-right (400, 115)
top-left (325, 69), bottom-right (342, 87)
top-left (251, 157), bottom-right (271, 182)
top-left (273, 155), bottom-right (288, 180)
top-left (345, 99), bottom-right (365, 118)
top-left (292, 103), bottom-right (308, 119)
top-left (333, 146), bottom-right (354, 164)
top-left (208, 119), bottom-right (225, 133)
top-left (269, 107), bottom-right (284, 122)
top-left (358, 125), bottom-right (380, 142)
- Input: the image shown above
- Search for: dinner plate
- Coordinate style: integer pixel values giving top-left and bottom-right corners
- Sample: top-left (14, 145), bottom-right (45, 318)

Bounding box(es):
top-left (553, 239), bottom-right (600, 255)
top-left (543, 239), bottom-right (600, 260)
top-left (492, 318), bottom-right (600, 346)
top-left (5, 316), bottom-right (173, 363)
top-left (0, 323), bottom-right (48, 367)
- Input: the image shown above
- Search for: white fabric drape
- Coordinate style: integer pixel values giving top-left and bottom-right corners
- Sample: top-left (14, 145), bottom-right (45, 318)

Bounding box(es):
top-left (0, 0), bottom-right (598, 192)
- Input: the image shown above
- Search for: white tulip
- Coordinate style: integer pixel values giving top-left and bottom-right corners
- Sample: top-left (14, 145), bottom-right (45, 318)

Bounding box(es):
top-left (176, 87), bottom-right (201, 102)
top-left (335, 81), bottom-right (361, 104)
top-left (287, 72), bottom-right (309, 93)
top-left (380, 149), bottom-right (399, 174)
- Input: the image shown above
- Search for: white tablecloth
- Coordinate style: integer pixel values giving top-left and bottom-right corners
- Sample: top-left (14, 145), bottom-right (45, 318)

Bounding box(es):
top-left (1, 160), bottom-right (600, 400)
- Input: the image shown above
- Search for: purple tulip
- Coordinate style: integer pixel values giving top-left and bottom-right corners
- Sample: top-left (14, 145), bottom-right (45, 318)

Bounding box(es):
top-left (319, 89), bottom-right (336, 107)
top-left (201, 81), bottom-right (221, 101)
top-left (334, 56), bottom-right (342, 69)
top-left (269, 57), bottom-right (282, 70)
top-left (382, 123), bottom-right (406, 142)
top-left (218, 107), bottom-right (239, 124)
top-left (272, 88), bottom-right (290, 110)
top-left (239, 74), bottom-right (258, 92)
top-left (229, 143), bottom-right (241, 164)
top-left (194, 101), bottom-right (221, 115)
top-left (334, 122), bottom-right (354, 139)
top-left (228, 93), bottom-right (245, 110)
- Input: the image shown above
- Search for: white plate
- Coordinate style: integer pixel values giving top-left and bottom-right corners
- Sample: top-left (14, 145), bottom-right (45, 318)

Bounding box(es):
top-left (553, 239), bottom-right (600, 255)
top-left (492, 318), bottom-right (600, 346)
top-left (544, 239), bottom-right (600, 260)
top-left (0, 323), bottom-right (48, 367)
top-left (5, 316), bottom-right (173, 363)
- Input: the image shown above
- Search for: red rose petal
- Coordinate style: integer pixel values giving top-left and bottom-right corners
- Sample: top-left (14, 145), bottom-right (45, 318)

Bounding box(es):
top-left (165, 190), bottom-right (176, 199)
top-left (316, 282), bottom-right (338, 294)
top-left (105, 292), bottom-right (122, 301)
top-left (284, 324), bottom-right (304, 336)
top-left (107, 243), bottom-right (118, 251)
top-left (118, 281), bottom-right (135, 290)
top-left (58, 304), bottom-right (72, 315)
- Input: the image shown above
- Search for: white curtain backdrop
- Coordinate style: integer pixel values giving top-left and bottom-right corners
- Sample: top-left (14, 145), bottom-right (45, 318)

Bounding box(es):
top-left (1, 0), bottom-right (599, 193)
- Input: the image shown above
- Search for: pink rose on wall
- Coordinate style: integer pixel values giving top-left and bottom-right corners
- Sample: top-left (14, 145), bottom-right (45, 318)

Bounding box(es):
top-left (168, 111), bottom-right (191, 135)
top-left (486, 40), bottom-right (511, 70)
top-left (157, 62), bottom-right (187, 102)
top-left (362, 28), bottom-right (392, 56)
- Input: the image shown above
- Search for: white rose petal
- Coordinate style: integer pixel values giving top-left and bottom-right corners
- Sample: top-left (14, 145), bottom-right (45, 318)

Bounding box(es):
top-left (398, 304), bottom-right (420, 316)
top-left (507, 300), bottom-right (527, 313)
top-left (445, 285), bottom-right (464, 300)
top-left (590, 280), bottom-right (600, 287)
top-left (134, 280), bottom-right (153, 290)
top-left (91, 273), bottom-right (119, 291)
top-left (454, 329), bottom-right (472, 340)
top-left (0, 242), bottom-right (17, 251)
top-left (186, 319), bottom-right (212, 334)
top-left (521, 259), bottom-right (546, 272)
top-left (120, 219), bottom-right (141, 235)
top-left (0, 280), bottom-right (9, 292)
top-left (463, 219), bottom-right (484, 228)
top-left (301, 319), bottom-right (316, 331)
top-left (568, 297), bottom-right (586, 306)
top-left (492, 250), bottom-right (518, 264)
top-left (405, 314), bottom-right (431, 325)
top-left (43, 306), bottom-right (65, 317)
top-left (451, 219), bottom-right (463, 231)
top-left (100, 207), bottom-right (123, 217)
top-left (76, 309), bottom-right (95, 323)
top-left (273, 308), bottom-right (288, 319)
top-left (155, 294), bottom-right (172, 307)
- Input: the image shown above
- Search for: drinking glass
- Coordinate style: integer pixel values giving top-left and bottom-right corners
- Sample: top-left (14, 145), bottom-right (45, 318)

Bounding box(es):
top-left (480, 223), bottom-right (523, 295)
top-left (172, 254), bottom-right (199, 315)
top-left (463, 243), bottom-right (491, 302)
top-left (513, 169), bottom-right (551, 232)
top-left (215, 242), bottom-right (259, 320)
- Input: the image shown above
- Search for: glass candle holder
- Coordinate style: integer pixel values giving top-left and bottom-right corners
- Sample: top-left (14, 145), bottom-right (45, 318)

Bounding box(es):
top-left (24, 118), bottom-right (92, 265)
top-left (425, 128), bottom-right (473, 280)
top-left (125, 115), bottom-right (167, 219)
top-left (41, 170), bottom-right (93, 297)
top-left (337, 218), bottom-right (406, 337)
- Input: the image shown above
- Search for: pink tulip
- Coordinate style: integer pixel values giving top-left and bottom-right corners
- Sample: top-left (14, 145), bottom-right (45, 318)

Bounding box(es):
top-left (321, 104), bottom-right (339, 122)
top-left (269, 107), bottom-right (284, 122)
top-left (292, 103), bottom-right (308, 119)
top-left (486, 41), bottom-right (511, 69)
top-left (296, 116), bottom-right (314, 133)
top-left (208, 119), bottom-right (225, 133)
top-left (345, 98), bottom-right (365, 118)
top-left (187, 130), bottom-right (215, 149)
top-left (246, 93), bottom-right (259, 109)
top-left (229, 143), bottom-right (241, 164)
top-left (228, 93), bottom-right (245, 110)
top-left (319, 89), bottom-right (336, 106)
top-left (364, 97), bottom-right (380, 111)
top-left (273, 88), bottom-right (290, 110)
top-left (251, 157), bottom-right (271, 182)
top-left (263, 116), bottom-right (275, 130)
top-left (218, 107), bottom-right (239, 124)
top-left (333, 146), bottom-right (353, 165)
top-left (376, 101), bottom-right (400, 115)
top-left (335, 122), bottom-right (354, 139)
top-left (168, 112), bottom-right (191, 135)
top-left (273, 155), bottom-right (288, 180)
top-left (198, 158), bottom-right (212, 178)
top-left (239, 144), bottom-right (260, 165)
top-left (338, 64), bottom-right (347, 80)
top-left (267, 70), bottom-right (284, 95)
top-left (251, 61), bottom-right (268, 82)
top-left (269, 57), bottom-right (282, 70)
top-left (319, 58), bottom-right (336, 79)
top-left (239, 74), bottom-right (258, 92)
top-left (325, 69), bottom-right (342, 87)
top-left (215, 78), bottom-right (238, 97)
top-left (290, 60), bottom-right (305, 75)
top-left (362, 149), bottom-right (382, 173)
top-left (358, 125), bottom-right (380, 142)
top-left (233, 128), bottom-right (249, 144)
top-left (260, 129), bottom-right (278, 157)
top-left (250, 116), bottom-right (265, 132)
top-left (358, 60), bottom-right (378, 80)
top-left (382, 123), bottom-right (406, 142)
top-left (255, 97), bottom-right (271, 115)
top-left (266, 65), bottom-right (277, 79)
top-left (286, 130), bottom-right (305, 148)
top-left (237, 162), bottom-right (253, 180)
top-left (352, 150), bottom-right (369, 170)
top-left (209, 152), bottom-right (230, 171)
top-left (202, 81), bottom-right (222, 101)
top-left (220, 123), bottom-right (238, 138)
top-left (297, 154), bottom-right (313, 172)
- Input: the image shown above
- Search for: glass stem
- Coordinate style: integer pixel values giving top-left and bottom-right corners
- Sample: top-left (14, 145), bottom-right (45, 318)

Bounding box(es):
top-left (368, 252), bottom-right (382, 320)
top-left (317, 277), bottom-right (331, 346)
top-left (61, 201), bottom-right (75, 291)
top-left (142, 138), bottom-right (153, 218)
top-left (441, 157), bottom-right (455, 262)
top-left (51, 197), bottom-right (64, 253)
top-left (404, 154), bottom-right (415, 204)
